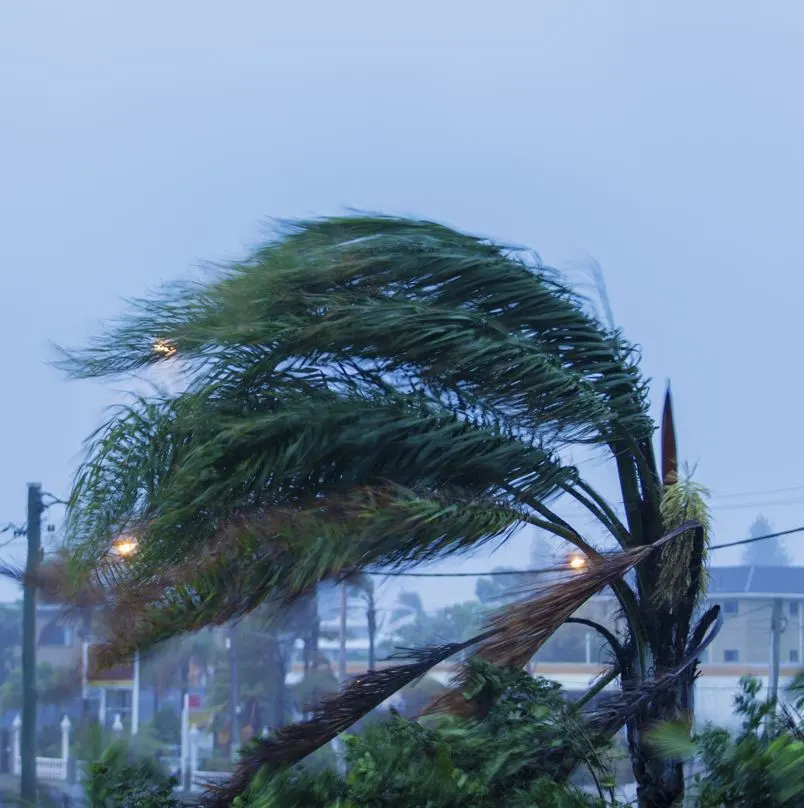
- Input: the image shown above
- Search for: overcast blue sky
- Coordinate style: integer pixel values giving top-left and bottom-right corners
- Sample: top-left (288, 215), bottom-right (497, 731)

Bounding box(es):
top-left (1, 1), bottom-right (803, 609)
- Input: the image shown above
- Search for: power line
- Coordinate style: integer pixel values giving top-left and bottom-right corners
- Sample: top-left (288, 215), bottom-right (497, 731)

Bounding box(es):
top-left (711, 499), bottom-right (804, 512)
top-left (709, 484), bottom-right (804, 500)
top-left (368, 525), bottom-right (804, 579)
top-left (709, 525), bottom-right (804, 551)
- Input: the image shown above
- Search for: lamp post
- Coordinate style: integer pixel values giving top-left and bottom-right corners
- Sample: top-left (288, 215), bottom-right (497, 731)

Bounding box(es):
top-left (111, 537), bottom-right (140, 736)
top-left (226, 628), bottom-right (239, 761)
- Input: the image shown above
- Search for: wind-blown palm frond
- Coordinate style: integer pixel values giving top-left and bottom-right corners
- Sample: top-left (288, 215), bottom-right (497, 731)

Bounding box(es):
top-left (198, 638), bottom-right (486, 808)
top-left (69, 383), bottom-right (574, 575)
top-left (19, 486), bottom-right (530, 662)
top-left (60, 217), bottom-right (650, 440)
top-left (54, 219), bottom-right (657, 660)
top-left (67, 395), bottom-right (188, 563)
top-left (57, 215), bottom-right (715, 805)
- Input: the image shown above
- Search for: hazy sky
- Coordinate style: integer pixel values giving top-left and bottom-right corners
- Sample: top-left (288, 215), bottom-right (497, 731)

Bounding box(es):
top-left (1, 2), bottom-right (803, 610)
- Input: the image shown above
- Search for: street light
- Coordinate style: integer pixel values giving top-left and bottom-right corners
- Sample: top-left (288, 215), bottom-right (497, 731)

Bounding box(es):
top-left (568, 553), bottom-right (587, 571)
top-left (152, 338), bottom-right (177, 358)
top-left (87, 536), bottom-right (140, 735)
top-left (113, 536), bottom-right (138, 558)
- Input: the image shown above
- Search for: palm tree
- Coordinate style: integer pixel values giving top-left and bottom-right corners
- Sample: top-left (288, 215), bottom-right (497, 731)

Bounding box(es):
top-left (55, 215), bottom-right (719, 807)
top-left (345, 574), bottom-right (378, 672)
top-left (391, 591), bottom-right (425, 628)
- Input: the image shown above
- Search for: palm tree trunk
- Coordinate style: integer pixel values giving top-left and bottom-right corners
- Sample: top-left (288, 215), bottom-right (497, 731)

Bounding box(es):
top-left (628, 685), bottom-right (688, 808)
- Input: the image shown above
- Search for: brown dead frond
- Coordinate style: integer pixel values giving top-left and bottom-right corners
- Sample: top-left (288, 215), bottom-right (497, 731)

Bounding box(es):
top-left (196, 522), bottom-right (698, 805)
top-left (425, 522), bottom-right (698, 718)
top-left (198, 636), bottom-right (489, 808)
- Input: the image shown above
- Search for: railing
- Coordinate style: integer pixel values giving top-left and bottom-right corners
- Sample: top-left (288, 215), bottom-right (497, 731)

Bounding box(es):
top-left (11, 714), bottom-right (72, 782)
top-left (12, 755), bottom-right (68, 781)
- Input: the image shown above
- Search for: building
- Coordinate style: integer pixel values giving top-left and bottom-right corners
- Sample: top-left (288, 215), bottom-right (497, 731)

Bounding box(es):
top-left (0, 601), bottom-right (82, 671)
top-left (35, 603), bottom-right (82, 670)
top-left (702, 565), bottom-right (804, 669)
top-left (548, 565), bottom-right (804, 673)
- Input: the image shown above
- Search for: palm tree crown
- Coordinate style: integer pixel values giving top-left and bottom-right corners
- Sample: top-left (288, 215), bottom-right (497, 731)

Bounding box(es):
top-left (56, 215), bottom-right (715, 808)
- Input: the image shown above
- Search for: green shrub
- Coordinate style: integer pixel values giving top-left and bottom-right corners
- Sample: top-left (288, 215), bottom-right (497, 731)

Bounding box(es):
top-left (650, 676), bottom-right (804, 808)
top-left (234, 662), bottom-right (622, 807)
top-left (85, 740), bottom-right (180, 808)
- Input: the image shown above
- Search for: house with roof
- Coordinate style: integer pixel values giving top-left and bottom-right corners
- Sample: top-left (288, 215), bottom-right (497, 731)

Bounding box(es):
top-left (701, 565), bottom-right (804, 669)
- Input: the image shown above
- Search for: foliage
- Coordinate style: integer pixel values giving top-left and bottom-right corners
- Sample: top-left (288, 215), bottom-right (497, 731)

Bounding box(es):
top-left (650, 677), bottom-right (804, 807)
top-left (656, 471), bottom-right (712, 605)
top-left (85, 739), bottom-right (180, 808)
top-left (293, 665), bottom-right (339, 714)
top-left (150, 706), bottom-right (181, 745)
top-left (392, 598), bottom-right (484, 653)
top-left (0, 661), bottom-right (77, 712)
top-left (0, 604), bottom-right (20, 687)
top-left (234, 663), bottom-right (622, 808)
top-left (54, 214), bottom-right (718, 806)
top-left (743, 514), bottom-right (790, 566)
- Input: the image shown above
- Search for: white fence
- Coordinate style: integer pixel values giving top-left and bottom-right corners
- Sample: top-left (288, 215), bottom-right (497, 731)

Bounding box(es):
top-left (11, 714), bottom-right (72, 782)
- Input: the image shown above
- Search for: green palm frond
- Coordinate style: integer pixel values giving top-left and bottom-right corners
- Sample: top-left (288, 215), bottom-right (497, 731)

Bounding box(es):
top-left (60, 216), bottom-right (650, 438)
top-left (54, 215), bottom-right (692, 801)
top-left (53, 486), bottom-right (530, 663)
top-left (69, 381), bottom-right (575, 574)
top-left (58, 218), bottom-right (657, 629)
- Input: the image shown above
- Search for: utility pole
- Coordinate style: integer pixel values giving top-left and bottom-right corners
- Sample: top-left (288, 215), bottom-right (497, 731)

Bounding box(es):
top-left (131, 649), bottom-right (140, 735)
top-left (229, 626), bottom-right (239, 762)
top-left (21, 483), bottom-right (42, 804)
top-left (769, 597), bottom-right (783, 705)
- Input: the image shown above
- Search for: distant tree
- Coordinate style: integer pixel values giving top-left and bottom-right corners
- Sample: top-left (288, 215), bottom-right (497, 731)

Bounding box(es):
top-left (0, 606), bottom-right (20, 686)
top-left (475, 567), bottom-right (530, 606)
top-left (743, 515), bottom-right (790, 566)
top-left (141, 630), bottom-right (219, 716)
top-left (392, 601), bottom-right (484, 662)
top-left (390, 591), bottom-right (425, 627)
top-left (346, 574), bottom-right (379, 672)
top-left (0, 661), bottom-right (77, 713)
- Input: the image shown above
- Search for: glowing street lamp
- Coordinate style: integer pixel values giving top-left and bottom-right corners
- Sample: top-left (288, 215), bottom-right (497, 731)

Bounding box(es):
top-left (152, 337), bottom-right (177, 358)
top-left (98, 536), bottom-right (140, 735)
top-left (113, 537), bottom-right (138, 558)
top-left (568, 553), bottom-right (587, 571)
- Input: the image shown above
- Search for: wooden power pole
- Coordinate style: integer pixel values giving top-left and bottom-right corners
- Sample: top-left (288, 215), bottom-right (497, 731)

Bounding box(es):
top-left (21, 483), bottom-right (42, 803)
top-left (769, 597), bottom-right (783, 704)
